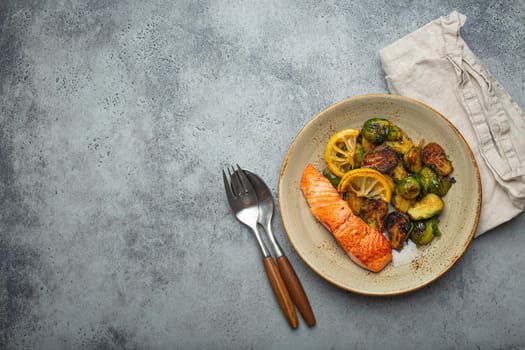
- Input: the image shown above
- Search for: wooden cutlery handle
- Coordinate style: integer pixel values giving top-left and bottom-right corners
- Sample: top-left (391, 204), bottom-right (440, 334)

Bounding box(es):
top-left (277, 256), bottom-right (316, 327)
top-left (262, 256), bottom-right (298, 329)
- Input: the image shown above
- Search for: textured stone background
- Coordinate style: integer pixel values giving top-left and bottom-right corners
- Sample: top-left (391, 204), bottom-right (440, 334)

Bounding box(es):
top-left (1, 1), bottom-right (524, 349)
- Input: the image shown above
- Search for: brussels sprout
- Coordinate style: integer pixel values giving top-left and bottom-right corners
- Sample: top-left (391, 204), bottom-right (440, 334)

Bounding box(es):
top-left (389, 162), bottom-right (408, 182)
top-left (436, 176), bottom-right (454, 197)
top-left (426, 217), bottom-right (442, 237)
top-left (360, 198), bottom-right (388, 232)
top-left (361, 118), bottom-right (403, 144)
top-left (392, 192), bottom-right (416, 213)
top-left (421, 142), bottom-right (453, 176)
top-left (386, 124), bottom-right (403, 141)
top-left (323, 167), bottom-right (341, 188)
top-left (342, 191), bottom-right (363, 215)
top-left (396, 175), bottom-right (421, 200)
top-left (362, 118), bottom-right (394, 144)
top-left (407, 193), bottom-right (444, 220)
top-left (403, 146), bottom-right (423, 173)
top-left (419, 167), bottom-right (455, 197)
top-left (361, 145), bottom-right (399, 173)
top-left (384, 130), bottom-right (414, 154)
top-left (385, 211), bottom-right (413, 250)
top-left (410, 221), bottom-right (434, 245)
top-left (419, 166), bottom-right (440, 195)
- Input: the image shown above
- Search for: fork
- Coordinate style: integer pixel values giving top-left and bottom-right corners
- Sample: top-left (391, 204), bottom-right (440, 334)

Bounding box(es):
top-left (223, 165), bottom-right (298, 329)
top-left (244, 170), bottom-right (316, 327)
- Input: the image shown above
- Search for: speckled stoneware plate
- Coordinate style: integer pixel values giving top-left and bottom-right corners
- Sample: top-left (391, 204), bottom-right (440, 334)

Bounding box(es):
top-left (278, 94), bottom-right (481, 296)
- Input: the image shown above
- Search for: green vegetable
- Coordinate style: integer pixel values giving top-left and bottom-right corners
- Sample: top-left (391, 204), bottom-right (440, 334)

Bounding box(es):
top-left (385, 211), bottom-right (413, 250)
top-left (396, 175), bottom-right (421, 200)
top-left (421, 142), bottom-right (453, 176)
top-left (410, 221), bottom-right (434, 245)
top-left (435, 177), bottom-right (454, 197)
top-left (323, 167), bottom-right (341, 188)
top-left (426, 217), bottom-right (442, 237)
top-left (386, 124), bottom-right (403, 141)
top-left (362, 118), bottom-right (392, 144)
top-left (392, 192), bottom-right (416, 213)
top-left (419, 166), bottom-right (440, 195)
top-left (407, 193), bottom-right (444, 220)
top-left (403, 146), bottom-right (423, 173)
top-left (419, 166), bottom-right (454, 197)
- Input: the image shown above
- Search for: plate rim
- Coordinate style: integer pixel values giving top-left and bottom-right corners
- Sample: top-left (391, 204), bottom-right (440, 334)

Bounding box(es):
top-left (278, 93), bottom-right (482, 296)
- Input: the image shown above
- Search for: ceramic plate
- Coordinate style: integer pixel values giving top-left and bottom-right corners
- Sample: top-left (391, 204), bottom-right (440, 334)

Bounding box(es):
top-left (278, 94), bottom-right (481, 295)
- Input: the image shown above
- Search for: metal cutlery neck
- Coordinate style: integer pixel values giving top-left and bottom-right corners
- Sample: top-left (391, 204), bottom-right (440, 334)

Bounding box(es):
top-left (260, 222), bottom-right (284, 258)
top-left (249, 224), bottom-right (271, 258)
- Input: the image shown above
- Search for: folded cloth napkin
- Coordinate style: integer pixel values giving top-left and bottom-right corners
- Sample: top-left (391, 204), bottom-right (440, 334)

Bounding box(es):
top-left (379, 11), bottom-right (525, 237)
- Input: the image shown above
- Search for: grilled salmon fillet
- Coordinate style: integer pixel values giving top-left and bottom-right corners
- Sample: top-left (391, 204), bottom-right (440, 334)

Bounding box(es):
top-left (301, 163), bottom-right (392, 272)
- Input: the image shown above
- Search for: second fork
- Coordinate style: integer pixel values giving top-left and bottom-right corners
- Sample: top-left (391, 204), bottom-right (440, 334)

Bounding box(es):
top-left (223, 166), bottom-right (298, 329)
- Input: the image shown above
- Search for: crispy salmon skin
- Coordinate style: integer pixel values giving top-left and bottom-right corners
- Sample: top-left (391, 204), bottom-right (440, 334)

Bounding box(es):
top-left (300, 163), bottom-right (392, 272)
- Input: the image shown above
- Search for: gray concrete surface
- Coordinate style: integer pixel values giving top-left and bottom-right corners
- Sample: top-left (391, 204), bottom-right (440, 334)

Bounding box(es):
top-left (1, 1), bottom-right (524, 349)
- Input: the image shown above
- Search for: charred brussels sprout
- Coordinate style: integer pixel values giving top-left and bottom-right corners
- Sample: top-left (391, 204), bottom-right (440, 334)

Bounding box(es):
top-left (385, 211), bottom-right (413, 250)
top-left (403, 146), bottom-right (423, 173)
top-left (392, 192), bottom-right (416, 213)
top-left (410, 217), bottom-right (441, 245)
top-left (342, 191), bottom-right (363, 215)
top-left (323, 167), bottom-right (341, 188)
top-left (362, 118), bottom-right (401, 144)
top-left (421, 142), bottom-right (453, 176)
top-left (419, 166), bottom-right (454, 197)
top-left (386, 124), bottom-right (403, 142)
top-left (361, 145), bottom-right (399, 173)
top-left (389, 162), bottom-right (408, 182)
top-left (396, 175), bottom-right (421, 200)
top-left (360, 198), bottom-right (388, 232)
top-left (426, 217), bottom-right (442, 237)
top-left (419, 166), bottom-right (440, 195)
top-left (436, 177), bottom-right (454, 197)
top-left (410, 221), bottom-right (434, 245)
top-left (384, 130), bottom-right (414, 155)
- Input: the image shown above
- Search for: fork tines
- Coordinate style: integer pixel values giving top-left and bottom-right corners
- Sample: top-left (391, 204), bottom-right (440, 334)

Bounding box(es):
top-left (224, 164), bottom-right (253, 197)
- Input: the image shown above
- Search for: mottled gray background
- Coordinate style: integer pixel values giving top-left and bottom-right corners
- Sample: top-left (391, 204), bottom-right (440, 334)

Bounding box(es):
top-left (1, 0), bottom-right (524, 349)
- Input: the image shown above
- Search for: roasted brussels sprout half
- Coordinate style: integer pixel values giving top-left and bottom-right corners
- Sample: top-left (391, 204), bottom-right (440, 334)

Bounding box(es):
top-left (421, 142), bottom-right (453, 176)
top-left (362, 118), bottom-right (402, 144)
top-left (389, 162), bottom-right (408, 182)
top-left (407, 193), bottom-right (444, 220)
top-left (385, 211), bottom-right (413, 250)
top-left (384, 130), bottom-right (414, 155)
top-left (361, 145), bottom-right (399, 173)
top-left (436, 176), bottom-right (454, 197)
top-left (410, 221), bottom-right (434, 245)
top-left (426, 217), bottom-right (442, 237)
top-left (386, 124), bottom-right (403, 142)
top-left (342, 191), bottom-right (363, 215)
top-left (419, 166), bottom-right (455, 197)
top-left (323, 167), bottom-right (341, 188)
top-left (392, 192), bottom-right (416, 213)
top-left (360, 198), bottom-right (388, 232)
top-left (403, 146), bottom-right (423, 174)
top-left (410, 217), bottom-right (441, 245)
top-left (396, 175), bottom-right (421, 200)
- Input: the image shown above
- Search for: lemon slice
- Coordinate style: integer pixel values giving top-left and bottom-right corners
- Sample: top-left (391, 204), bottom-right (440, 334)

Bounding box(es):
top-left (324, 129), bottom-right (360, 178)
top-left (337, 168), bottom-right (393, 203)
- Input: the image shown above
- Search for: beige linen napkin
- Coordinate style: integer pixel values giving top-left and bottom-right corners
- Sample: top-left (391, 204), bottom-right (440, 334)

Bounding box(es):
top-left (379, 11), bottom-right (525, 237)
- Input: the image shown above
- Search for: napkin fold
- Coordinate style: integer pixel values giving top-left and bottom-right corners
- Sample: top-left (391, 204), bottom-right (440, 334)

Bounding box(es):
top-left (379, 11), bottom-right (525, 237)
